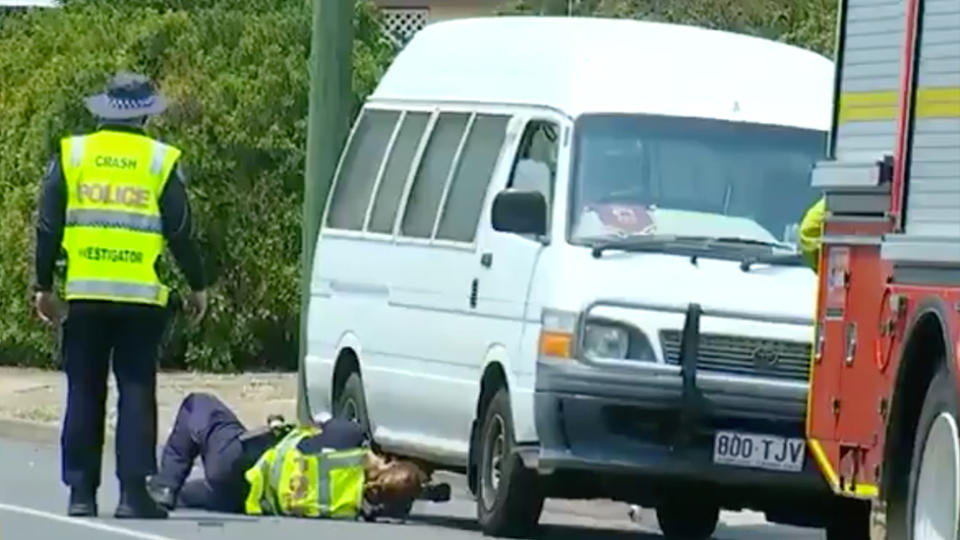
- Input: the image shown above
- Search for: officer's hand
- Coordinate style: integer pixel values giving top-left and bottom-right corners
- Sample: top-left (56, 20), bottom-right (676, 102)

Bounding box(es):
top-left (34, 291), bottom-right (65, 325)
top-left (186, 289), bottom-right (208, 325)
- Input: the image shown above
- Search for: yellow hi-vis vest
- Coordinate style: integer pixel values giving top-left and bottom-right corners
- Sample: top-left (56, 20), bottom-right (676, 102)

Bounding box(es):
top-left (798, 196), bottom-right (826, 272)
top-left (244, 425), bottom-right (366, 519)
top-left (60, 130), bottom-right (181, 307)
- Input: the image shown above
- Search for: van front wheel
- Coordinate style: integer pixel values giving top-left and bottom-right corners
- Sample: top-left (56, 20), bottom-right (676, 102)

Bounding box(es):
top-left (476, 388), bottom-right (544, 538)
top-left (335, 372), bottom-right (371, 439)
top-left (656, 497), bottom-right (719, 540)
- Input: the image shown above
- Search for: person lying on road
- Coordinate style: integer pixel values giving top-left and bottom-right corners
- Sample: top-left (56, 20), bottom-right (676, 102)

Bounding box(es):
top-left (147, 392), bottom-right (449, 520)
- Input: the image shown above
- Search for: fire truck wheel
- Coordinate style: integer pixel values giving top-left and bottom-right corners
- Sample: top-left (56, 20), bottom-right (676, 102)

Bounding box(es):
top-left (908, 363), bottom-right (960, 540)
top-left (655, 498), bottom-right (719, 539)
top-left (476, 388), bottom-right (544, 538)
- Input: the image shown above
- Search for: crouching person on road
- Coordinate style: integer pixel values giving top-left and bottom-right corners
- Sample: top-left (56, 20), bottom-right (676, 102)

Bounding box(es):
top-left (147, 392), bottom-right (445, 520)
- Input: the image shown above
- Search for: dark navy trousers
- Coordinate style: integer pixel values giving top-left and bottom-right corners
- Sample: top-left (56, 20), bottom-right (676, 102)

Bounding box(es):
top-left (60, 301), bottom-right (167, 490)
top-left (154, 392), bottom-right (248, 512)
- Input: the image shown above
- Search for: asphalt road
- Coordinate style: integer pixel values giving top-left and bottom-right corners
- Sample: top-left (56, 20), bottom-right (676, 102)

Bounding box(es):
top-left (0, 434), bottom-right (825, 540)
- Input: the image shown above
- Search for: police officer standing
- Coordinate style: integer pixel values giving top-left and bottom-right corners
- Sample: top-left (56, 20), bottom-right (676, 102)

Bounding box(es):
top-left (33, 72), bottom-right (208, 519)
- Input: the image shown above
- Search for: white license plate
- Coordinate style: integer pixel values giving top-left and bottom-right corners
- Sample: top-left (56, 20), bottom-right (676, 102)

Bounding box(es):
top-left (713, 431), bottom-right (806, 473)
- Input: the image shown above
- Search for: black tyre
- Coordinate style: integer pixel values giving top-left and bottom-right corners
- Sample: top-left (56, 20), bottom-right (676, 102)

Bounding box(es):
top-left (476, 388), bottom-right (544, 538)
top-left (825, 498), bottom-right (871, 540)
top-left (907, 364), bottom-right (960, 540)
top-left (656, 498), bottom-right (719, 540)
top-left (335, 372), bottom-right (372, 438)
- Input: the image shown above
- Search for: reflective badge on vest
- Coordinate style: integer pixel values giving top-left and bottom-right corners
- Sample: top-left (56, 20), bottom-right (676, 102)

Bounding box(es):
top-left (284, 455), bottom-right (312, 517)
top-left (76, 182), bottom-right (151, 208)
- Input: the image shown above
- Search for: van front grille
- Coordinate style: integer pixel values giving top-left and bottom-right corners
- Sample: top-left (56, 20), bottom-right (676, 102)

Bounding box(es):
top-left (659, 330), bottom-right (812, 381)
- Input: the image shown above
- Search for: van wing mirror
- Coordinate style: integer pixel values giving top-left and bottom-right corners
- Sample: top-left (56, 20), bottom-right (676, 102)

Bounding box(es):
top-left (492, 189), bottom-right (547, 236)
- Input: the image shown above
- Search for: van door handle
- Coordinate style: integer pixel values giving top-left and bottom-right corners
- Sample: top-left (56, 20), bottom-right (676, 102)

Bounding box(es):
top-left (469, 278), bottom-right (478, 308)
top-left (480, 252), bottom-right (493, 268)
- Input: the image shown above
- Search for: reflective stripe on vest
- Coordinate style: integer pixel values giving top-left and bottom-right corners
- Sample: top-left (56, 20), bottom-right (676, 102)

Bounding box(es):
top-left (317, 449), bottom-right (366, 518)
top-left (66, 209), bottom-right (163, 233)
top-left (270, 429), bottom-right (306, 491)
top-left (65, 280), bottom-right (162, 301)
top-left (60, 131), bottom-right (181, 306)
top-left (256, 451), bottom-right (277, 515)
top-left (243, 448), bottom-right (273, 516)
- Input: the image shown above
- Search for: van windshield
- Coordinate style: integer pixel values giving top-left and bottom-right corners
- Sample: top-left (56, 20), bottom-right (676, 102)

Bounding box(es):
top-left (568, 114), bottom-right (827, 249)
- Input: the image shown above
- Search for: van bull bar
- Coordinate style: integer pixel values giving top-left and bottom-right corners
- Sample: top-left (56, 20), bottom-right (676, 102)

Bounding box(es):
top-left (516, 299), bottom-right (830, 504)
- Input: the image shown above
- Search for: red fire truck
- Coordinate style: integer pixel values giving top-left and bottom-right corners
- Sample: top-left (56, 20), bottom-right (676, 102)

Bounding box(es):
top-left (805, 0), bottom-right (960, 538)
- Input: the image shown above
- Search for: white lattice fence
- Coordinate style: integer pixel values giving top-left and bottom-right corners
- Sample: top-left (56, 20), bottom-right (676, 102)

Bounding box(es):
top-left (381, 8), bottom-right (429, 47)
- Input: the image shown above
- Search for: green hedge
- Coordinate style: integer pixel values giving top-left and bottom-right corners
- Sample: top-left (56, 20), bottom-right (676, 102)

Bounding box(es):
top-left (0, 0), bottom-right (394, 371)
top-left (0, 0), bottom-right (837, 372)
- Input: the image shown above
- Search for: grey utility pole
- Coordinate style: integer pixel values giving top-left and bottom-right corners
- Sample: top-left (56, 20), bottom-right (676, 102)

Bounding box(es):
top-left (297, 0), bottom-right (354, 424)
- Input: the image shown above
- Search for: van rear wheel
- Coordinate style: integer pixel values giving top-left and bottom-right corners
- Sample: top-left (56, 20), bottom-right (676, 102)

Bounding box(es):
top-left (335, 372), bottom-right (372, 439)
top-left (476, 388), bottom-right (544, 538)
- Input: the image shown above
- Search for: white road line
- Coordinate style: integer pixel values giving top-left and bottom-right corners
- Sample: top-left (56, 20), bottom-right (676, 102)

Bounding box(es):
top-left (0, 503), bottom-right (180, 540)
top-left (720, 510), bottom-right (771, 527)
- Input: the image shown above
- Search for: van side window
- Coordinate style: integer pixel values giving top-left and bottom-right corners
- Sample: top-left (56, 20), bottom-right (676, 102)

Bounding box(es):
top-left (368, 111), bottom-right (430, 234)
top-left (326, 109), bottom-right (400, 230)
top-left (401, 112), bottom-right (471, 238)
top-left (436, 114), bottom-right (510, 243)
top-left (508, 120), bottom-right (559, 211)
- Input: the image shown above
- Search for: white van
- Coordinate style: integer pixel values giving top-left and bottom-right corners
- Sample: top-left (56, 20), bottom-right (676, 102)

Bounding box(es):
top-left (304, 16), bottom-right (851, 539)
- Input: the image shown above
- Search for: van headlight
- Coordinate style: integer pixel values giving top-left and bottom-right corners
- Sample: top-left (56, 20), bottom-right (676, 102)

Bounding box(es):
top-left (539, 309), bottom-right (657, 362)
top-left (583, 323), bottom-right (630, 359)
top-left (583, 320), bottom-right (657, 362)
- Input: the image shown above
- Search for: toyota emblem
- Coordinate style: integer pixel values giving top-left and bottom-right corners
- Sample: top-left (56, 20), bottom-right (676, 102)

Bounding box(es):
top-left (752, 344), bottom-right (780, 369)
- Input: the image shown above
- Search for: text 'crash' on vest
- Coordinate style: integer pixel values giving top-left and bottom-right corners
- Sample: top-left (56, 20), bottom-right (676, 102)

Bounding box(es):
top-left (95, 155), bottom-right (138, 170)
top-left (77, 182), bottom-right (151, 208)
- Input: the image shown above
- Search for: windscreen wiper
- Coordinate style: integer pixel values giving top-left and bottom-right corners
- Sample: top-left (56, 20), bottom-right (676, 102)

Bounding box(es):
top-left (590, 235), bottom-right (685, 258)
top-left (694, 236), bottom-right (804, 270)
top-left (699, 237), bottom-right (805, 270)
top-left (739, 252), bottom-right (807, 271)
top-left (676, 236), bottom-right (804, 270)
top-left (705, 236), bottom-right (792, 250)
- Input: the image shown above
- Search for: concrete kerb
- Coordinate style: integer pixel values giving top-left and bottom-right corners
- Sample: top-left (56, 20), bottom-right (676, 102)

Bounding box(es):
top-left (0, 417), bottom-right (60, 446)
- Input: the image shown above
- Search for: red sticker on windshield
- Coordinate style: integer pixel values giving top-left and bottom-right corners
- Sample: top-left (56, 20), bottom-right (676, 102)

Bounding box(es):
top-left (591, 204), bottom-right (655, 234)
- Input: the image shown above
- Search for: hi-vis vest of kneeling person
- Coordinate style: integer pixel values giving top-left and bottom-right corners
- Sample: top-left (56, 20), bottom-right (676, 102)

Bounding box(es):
top-left (243, 425), bottom-right (417, 520)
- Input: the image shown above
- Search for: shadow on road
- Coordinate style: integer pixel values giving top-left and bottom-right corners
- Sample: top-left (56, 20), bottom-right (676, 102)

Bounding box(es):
top-left (411, 515), bottom-right (660, 539)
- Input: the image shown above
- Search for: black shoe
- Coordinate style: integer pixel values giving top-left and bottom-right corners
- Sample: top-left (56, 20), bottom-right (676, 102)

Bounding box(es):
top-left (115, 482), bottom-right (169, 519)
top-left (419, 482), bottom-right (451, 502)
top-left (67, 487), bottom-right (97, 517)
top-left (146, 481), bottom-right (176, 511)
